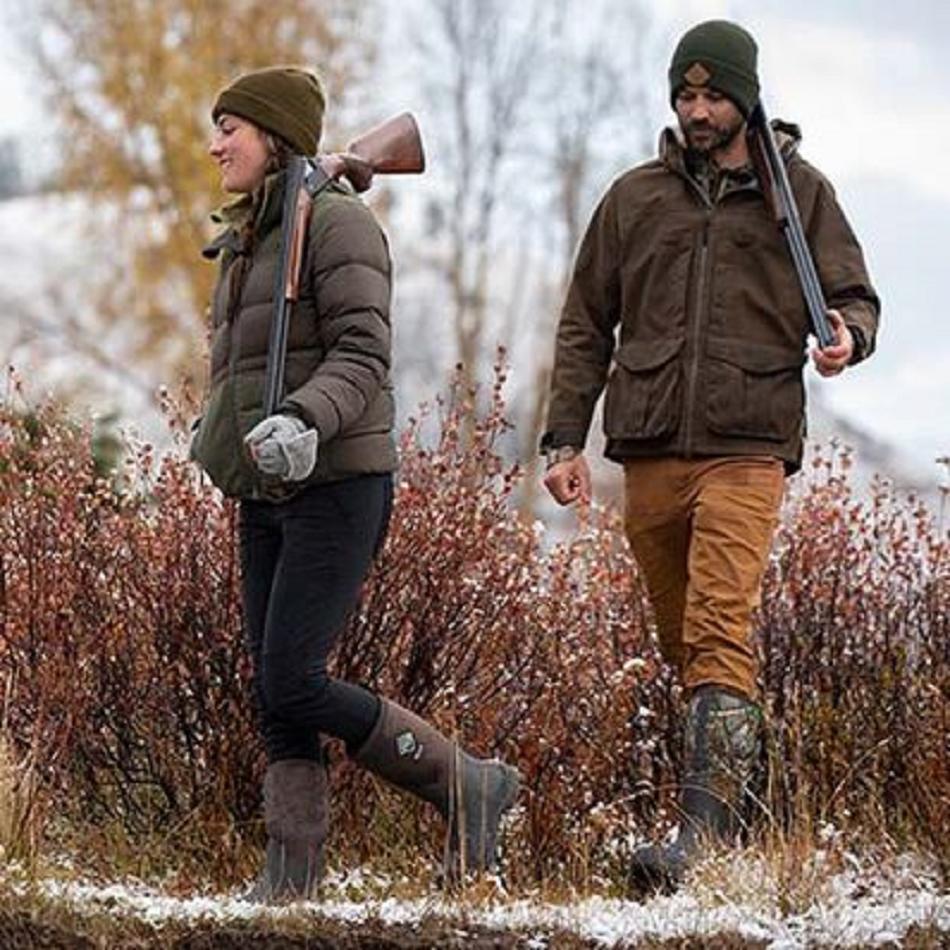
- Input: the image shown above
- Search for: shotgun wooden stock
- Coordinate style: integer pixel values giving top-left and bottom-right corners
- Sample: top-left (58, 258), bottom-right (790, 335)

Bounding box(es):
top-left (747, 101), bottom-right (835, 349)
top-left (349, 112), bottom-right (426, 174)
top-left (320, 112), bottom-right (426, 193)
top-left (262, 114), bottom-right (425, 416)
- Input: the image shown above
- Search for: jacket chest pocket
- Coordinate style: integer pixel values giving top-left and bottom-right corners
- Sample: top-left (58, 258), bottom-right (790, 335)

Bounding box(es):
top-left (704, 339), bottom-right (805, 441)
top-left (711, 225), bottom-right (806, 336)
top-left (624, 223), bottom-right (695, 335)
top-left (604, 337), bottom-right (684, 440)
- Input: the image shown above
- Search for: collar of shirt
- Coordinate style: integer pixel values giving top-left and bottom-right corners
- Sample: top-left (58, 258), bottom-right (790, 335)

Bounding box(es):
top-left (686, 151), bottom-right (756, 202)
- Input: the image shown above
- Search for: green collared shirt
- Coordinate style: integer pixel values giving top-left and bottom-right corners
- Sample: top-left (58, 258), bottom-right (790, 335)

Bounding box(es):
top-left (685, 151), bottom-right (757, 203)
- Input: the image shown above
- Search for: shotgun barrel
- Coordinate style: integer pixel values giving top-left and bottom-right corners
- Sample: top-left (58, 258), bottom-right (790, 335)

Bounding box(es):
top-left (262, 155), bottom-right (306, 417)
top-left (747, 102), bottom-right (836, 349)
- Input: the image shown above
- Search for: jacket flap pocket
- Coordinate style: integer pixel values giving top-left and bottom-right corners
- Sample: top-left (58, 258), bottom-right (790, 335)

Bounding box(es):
top-left (614, 336), bottom-right (684, 373)
top-left (707, 338), bottom-right (805, 374)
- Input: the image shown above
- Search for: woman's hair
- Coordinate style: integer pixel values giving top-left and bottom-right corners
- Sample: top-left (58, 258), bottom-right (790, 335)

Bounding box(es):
top-left (265, 132), bottom-right (296, 173)
top-left (242, 129), bottom-right (298, 247)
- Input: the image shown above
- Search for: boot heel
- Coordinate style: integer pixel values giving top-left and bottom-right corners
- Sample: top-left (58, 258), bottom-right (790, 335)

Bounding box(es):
top-left (496, 764), bottom-right (521, 815)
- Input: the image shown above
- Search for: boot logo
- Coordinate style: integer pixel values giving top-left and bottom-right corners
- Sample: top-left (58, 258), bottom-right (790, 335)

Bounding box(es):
top-left (395, 730), bottom-right (423, 760)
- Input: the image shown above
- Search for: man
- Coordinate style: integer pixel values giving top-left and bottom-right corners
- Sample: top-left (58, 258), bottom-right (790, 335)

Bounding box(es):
top-left (540, 20), bottom-right (879, 891)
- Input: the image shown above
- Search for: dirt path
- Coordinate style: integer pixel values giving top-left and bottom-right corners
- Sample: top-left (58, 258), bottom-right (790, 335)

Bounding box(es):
top-left (0, 907), bottom-right (583, 949)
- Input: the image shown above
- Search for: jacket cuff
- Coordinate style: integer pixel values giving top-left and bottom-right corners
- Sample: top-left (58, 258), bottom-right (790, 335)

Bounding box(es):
top-left (280, 393), bottom-right (339, 442)
top-left (539, 430), bottom-right (586, 453)
top-left (846, 324), bottom-right (868, 366)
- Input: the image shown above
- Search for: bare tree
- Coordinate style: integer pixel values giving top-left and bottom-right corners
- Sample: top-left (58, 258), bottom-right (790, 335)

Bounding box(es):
top-left (412, 0), bottom-right (554, 392)
top-left (516, 0), bottom-right (661, 514)
top-left (0, 137), bottom-right (23, 200)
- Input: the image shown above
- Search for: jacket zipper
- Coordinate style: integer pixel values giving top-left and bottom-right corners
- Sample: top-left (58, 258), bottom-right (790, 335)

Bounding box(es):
top-left (682, 220), bottom-right (709, 456)
top-left (677, 165), bottom-right (763, 456)
top-left (680, 172), bottom-right (713, 458)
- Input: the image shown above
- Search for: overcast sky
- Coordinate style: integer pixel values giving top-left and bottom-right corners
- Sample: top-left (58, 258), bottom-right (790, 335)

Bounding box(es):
top-left (0, 0), bottom-right (946, 475)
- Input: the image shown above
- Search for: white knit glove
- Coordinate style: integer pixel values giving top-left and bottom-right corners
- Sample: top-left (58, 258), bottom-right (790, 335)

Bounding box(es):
top-left (244, 414), bottom-right (318, 482)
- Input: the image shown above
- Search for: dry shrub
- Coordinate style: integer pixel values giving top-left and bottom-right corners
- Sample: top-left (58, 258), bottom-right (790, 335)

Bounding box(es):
top-left (0, 383), bottom-right (260, 882)
top-left (0, 365), bottom-right (946, 890)
top-left (760, 447), bottom-right (949, 870)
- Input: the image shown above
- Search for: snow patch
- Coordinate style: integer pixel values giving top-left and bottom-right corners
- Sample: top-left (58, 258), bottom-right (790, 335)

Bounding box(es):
top-left (10, 853), bottom-right (946, 948)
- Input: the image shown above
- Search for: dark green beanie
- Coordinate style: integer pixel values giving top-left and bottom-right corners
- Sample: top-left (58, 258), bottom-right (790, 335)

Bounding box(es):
top-left (212, 66), bottom-right (325, 155)
top-left (668, 20), bottom-right (759, 118)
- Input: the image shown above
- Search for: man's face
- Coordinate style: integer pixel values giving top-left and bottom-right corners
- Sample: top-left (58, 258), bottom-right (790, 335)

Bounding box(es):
top-left (675, 85), bottom-right (745, 155)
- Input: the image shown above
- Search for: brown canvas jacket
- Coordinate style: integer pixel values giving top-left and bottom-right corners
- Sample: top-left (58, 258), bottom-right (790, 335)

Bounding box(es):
top-left (542, 121), bottom-right (880, 474)
top-left (190, 170), bottom-right (396, 500)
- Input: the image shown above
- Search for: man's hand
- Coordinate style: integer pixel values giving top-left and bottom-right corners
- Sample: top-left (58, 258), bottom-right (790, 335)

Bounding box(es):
top-left (244, 414), bottom-right (318, 482)
top-left (543, 454), bottom-right (592, 507)
top-left (811, 309), bottom-right (853, 377)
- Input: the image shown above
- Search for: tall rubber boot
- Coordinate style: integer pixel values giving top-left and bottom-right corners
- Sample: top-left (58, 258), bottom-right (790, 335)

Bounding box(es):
top-left (246, 758), bottom-right (328, 902)
top-left (354, 698), bottom-right (520, 875)
top-left (629, 685), bottom-right (762, 894)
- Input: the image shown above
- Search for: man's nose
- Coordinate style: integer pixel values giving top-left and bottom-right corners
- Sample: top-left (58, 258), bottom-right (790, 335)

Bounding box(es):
top-left (691, 100), bottom-right (711, 120)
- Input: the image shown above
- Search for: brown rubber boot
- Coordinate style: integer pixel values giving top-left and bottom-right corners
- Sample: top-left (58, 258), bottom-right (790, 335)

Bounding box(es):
top-left (628, 685), bottom-right (763, 895)
top-left (246, 758), bottom-right (328, 902)
top-left (354, 698), bottom-right (520, 875)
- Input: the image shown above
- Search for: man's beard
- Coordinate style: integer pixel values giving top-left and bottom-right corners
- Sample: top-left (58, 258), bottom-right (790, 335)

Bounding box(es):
top-left (681, 114), bottom-right (745, 155)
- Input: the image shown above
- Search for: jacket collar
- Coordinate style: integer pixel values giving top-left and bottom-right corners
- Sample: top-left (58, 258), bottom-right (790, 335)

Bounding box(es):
top-left (202, 170), bottom-right (286, 259)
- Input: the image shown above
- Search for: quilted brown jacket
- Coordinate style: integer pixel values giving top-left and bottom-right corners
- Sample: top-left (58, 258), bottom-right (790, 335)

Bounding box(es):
top-left (190, 170), bottom-right (396, 500)
top-left (542, 121), bottom-right (880, 474)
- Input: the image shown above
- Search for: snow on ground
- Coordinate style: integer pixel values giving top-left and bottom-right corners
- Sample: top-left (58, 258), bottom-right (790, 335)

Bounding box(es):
top-left (12, 852), bottom-right (948, 949)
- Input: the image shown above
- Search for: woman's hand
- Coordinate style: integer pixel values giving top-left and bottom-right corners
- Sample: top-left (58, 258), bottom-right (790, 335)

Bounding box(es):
top-left (245, 414), bottom-right (318, 482)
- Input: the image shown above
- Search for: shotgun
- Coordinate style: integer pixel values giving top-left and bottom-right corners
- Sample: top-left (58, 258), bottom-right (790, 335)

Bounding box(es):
top-left (262, 112), bottom-right (425, 416)
top-left (746, 101), bottom-right (836, 349)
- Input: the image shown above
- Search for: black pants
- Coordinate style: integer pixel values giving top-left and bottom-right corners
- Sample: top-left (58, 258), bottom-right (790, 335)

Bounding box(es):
top-left (239, 474), bottom-right (393, 762)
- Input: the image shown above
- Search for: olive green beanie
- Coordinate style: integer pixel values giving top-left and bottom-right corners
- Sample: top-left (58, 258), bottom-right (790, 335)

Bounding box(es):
top-left (668, 20), bottom-right (759, 117)
top-left (212, 66), bottom-right (325, 155)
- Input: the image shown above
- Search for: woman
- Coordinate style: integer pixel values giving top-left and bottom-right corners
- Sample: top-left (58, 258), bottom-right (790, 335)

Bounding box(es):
top-left (191, 67), bottom-right (520, 901)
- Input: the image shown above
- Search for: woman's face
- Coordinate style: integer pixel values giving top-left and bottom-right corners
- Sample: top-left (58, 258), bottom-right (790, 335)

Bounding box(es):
top-left (208, 113), bottom-right (271, 193)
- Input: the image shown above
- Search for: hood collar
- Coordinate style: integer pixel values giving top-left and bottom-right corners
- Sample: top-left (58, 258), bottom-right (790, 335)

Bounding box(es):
top-left (659, 117), bottom-right (802, 172)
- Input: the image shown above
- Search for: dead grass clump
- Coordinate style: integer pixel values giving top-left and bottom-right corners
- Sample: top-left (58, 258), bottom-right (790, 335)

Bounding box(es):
top-left (0, 729), bottom-right (42, 873)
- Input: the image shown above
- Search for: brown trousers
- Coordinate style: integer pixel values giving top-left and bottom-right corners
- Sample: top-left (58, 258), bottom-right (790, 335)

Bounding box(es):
top-left (622, 456), bottom-right (785, 699)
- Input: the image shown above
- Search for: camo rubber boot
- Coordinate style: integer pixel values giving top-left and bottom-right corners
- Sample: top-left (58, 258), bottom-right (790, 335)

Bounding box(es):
top-left (354, 698), bottom-right (521, 876)
top-left (629, 685), bottom-right (763, 894)
top-left (246, 757), bottom-right (328, 902)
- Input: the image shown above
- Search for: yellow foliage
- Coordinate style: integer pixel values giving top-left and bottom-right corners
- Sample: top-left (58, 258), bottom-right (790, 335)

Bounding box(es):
top-left (20, 0), bottom-right (375, 389)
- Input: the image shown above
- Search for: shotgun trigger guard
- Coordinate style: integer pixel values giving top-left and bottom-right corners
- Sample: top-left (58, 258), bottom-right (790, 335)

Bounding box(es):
top-left (302, 161), bottom-right (334, 199)
top-left (338, 154), bottom-right (374, 193)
